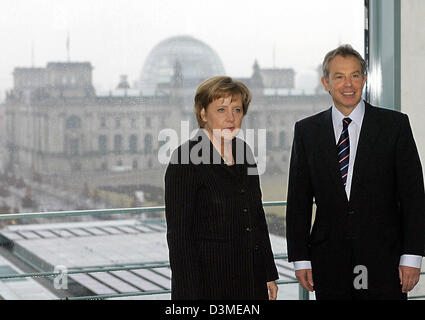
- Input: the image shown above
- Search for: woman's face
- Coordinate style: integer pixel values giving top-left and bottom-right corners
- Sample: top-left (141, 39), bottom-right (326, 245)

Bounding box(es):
top-left (201, 95), bottom-right (244, 142)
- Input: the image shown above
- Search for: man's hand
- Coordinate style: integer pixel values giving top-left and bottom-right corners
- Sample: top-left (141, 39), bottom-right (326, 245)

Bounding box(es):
top-left (295, 269), bottom-right (314, 292)
top-left (267, 281), bottom-right (278, 300)
top-left (399, 265), bottom-right (421, 293)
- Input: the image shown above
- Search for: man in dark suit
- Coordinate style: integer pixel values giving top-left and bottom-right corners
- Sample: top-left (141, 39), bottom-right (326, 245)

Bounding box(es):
top-left (286, 44), bottom-right (425, 300)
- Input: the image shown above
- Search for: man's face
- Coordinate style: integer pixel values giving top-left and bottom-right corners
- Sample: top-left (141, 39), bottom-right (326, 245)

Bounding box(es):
top-left (321, 55), bottom-right (367, 115)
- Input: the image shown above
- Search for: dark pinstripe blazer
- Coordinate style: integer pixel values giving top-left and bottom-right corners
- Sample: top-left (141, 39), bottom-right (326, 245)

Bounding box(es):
top-left (165, 129), bottom-right (278, 300)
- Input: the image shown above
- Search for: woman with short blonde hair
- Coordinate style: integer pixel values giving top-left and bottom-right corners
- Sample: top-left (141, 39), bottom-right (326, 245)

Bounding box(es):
top-left (165, 76), bottom-right (278, 300)
top-left (194, 76), bottom-right (251, 127)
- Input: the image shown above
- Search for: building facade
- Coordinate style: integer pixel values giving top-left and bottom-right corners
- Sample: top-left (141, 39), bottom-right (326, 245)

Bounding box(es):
top-left (4, 36), bottom-right (331, 191)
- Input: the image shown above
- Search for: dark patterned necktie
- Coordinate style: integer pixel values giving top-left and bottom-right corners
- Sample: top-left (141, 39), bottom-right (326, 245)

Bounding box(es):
top-left (337, 118), bottom-right (352, 186)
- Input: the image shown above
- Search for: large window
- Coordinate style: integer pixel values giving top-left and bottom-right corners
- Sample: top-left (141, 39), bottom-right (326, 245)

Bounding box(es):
top-left (129, 134), bottom-right (138, 153)
top-left (1, 1), bottom-right (364, 199)
top-left (66, 116), bottom-right (82, 129)
top-left (0, 0), bottom-right (365, 300)
top-left (98, 135), bottom-right (107, 153)
top-left (113, 134), bottom-right (122, 153)
top-left (144, 134), bottom-right (153, 155)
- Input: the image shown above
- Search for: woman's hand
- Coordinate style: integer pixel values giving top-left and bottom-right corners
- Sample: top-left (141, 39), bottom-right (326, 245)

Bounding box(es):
top-left (267, 281), bottom-right (278, 300)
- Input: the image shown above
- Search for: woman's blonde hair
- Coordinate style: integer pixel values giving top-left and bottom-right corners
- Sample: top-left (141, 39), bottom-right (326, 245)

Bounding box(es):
top-left (194, 76), bottom-right (252, 127)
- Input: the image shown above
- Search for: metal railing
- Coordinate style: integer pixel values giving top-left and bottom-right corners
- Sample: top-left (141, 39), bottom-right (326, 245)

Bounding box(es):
top-left (0, 201), bottom-right (422, 300)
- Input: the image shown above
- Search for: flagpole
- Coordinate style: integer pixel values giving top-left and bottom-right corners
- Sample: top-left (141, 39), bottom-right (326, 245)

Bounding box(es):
top-left (31, 41), bottom-right (35, 67)
top-left (67, 31), bottom-right (70, 62)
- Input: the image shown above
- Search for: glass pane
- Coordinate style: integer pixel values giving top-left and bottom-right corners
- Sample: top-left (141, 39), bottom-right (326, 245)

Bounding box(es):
top-left (0, 0), bottom-right (364, 300)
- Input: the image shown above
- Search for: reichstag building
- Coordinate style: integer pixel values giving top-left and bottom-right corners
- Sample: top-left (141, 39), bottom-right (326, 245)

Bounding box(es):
top-left (4, 35), bottom-right (331, 195)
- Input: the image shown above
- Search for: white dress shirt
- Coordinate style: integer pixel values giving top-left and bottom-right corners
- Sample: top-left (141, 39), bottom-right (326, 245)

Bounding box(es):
top-left (294, 101), bottom-right (422, 271)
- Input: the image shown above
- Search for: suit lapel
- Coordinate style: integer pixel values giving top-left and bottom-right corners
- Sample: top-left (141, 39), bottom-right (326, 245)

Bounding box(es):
top-left (350, 103), bottom-right (381, 202)
top-left (316, 107), bottom-right (348, 203)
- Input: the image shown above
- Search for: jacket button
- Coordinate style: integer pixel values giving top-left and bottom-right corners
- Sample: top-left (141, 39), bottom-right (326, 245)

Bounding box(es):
top-left (348, 210), bottom-right (355, 215)
top-left (240, 188), bottom-right (246, 194)
top-left (245, 227), bottom-right (252, 232)
top-left (242, 208), bottom-right (248, 213)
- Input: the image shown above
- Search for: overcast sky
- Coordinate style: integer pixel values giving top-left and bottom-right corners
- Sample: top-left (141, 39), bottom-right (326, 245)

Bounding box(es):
top-left (0, 0), bottom-right (364, 100)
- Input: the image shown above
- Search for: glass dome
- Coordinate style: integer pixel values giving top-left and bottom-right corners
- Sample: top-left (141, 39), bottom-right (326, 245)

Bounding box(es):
top-left (139, 35), bottom-right (225, 96)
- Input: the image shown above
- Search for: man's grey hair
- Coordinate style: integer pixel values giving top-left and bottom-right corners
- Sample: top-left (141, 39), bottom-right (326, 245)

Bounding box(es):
top-left (322, 44), bottom-right (367, 80)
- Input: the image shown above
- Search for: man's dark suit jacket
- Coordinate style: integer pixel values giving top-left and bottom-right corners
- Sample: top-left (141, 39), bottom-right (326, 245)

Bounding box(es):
top-left (286, 101), bottom-right (425, 297)
top-left (165, 129), bottom-right (278, 300)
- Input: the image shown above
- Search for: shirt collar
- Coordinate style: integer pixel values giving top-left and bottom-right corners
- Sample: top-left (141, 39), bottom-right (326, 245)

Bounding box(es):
top-left (332, 100), bottom-right (365, 129)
